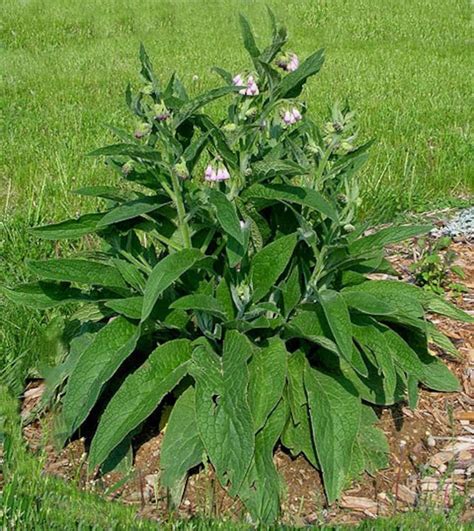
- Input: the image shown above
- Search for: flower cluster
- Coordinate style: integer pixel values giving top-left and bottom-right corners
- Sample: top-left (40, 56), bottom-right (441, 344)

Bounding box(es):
top-left (233, 74), bottom-right (259, 96)
top-left (276, 52), bottom-right (299, 72)
top-left (153, 103), bottom-right (171, 122)
top-left (204, 163), bottom-right (230, 182)
top-left (282, 107), bottom-right (302, 126)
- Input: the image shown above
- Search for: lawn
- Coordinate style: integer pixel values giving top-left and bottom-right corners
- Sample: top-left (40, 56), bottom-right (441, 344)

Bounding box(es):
top-left (0, 0), bottom-right (472, 527)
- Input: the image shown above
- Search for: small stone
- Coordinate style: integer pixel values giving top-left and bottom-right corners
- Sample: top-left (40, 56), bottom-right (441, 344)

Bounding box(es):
top-left (458, 450), bottom-right (472, 461)
top-left (393, 485), bottom-right (417, 505)
top-left (429, 451), bottom-right (455, 467)
top-left (421, 482), bottom-right (438, 492)
top-left (427, 435), bottom-right (436, 447)
top-left (438, 464), bottom-right (447, 474)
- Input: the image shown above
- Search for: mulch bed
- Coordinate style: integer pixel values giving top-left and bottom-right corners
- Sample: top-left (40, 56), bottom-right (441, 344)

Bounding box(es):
top-left (20, 234), bottom-right (473, 526)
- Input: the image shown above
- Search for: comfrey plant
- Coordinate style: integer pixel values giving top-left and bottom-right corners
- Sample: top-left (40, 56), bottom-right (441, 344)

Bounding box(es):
top-left (4, 12), bottom-right (472, 524)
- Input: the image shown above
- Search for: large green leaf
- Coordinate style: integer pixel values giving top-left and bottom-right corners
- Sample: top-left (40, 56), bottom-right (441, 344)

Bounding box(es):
top-left (239, 400), bottom-right (288, 524)
top-left (61, 317), bottom-right (139, 442)
top-left (1, 282), bottom-right (87, 309)
top-left (170, 294), bottom-right (227, 319)
top-left (304, 364), bottom-right (362, 504)
top-left (105, 297), bottom-right (143, 319)
top-left (275, 48), bottom-right (325, 98)
top-left (31, 213), bottom-right (104, 239)
top-left (282, 351), bottom-right (318, 467)
top-left (243, 183), bottom-right (337, 221)
top-left (207, 189), bottom-right (245, 245)
top-left (239, 14), bottom-right (260, 58)
top-left (175, 86), bottom-right (238, 126)
top-left (248, 338), bottom-right (287, 432)
top-left (88, 339), bottom-right (192, 469)
top-left (97, 196), bottom-right (164, 227)
top-left (160, 387), bottom-right (204, 505)
top-left (286, 307), bottom-right (339, 354)
top-left (190, 331), bottom-right (254, 495)
top-left (341, 291), bottom-right (395, 315)
top-left (251, 233), bottom-right (297, 302)
top-left (349, 225), bottom-right (431, 255)
top-left (319, 289), bottom-right (354, 364)
top-left (27, 259), bottom-right (127, 288)
top-left (141, 249), bottom-right (203, 321)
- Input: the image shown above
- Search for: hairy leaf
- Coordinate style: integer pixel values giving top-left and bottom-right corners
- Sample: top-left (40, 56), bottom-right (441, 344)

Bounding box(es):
top-left (89, 339), bottom-right (192, 469)
top-left (31, 213), bottom-right (104, 239)
top-left (304, 364), bottom-right (361, 503)
top-left (248, 338), bottom-right (287, 432)
top-left (160, 387), bottom-right (204, 505)
top-left (170, 294), bottom-right (227, 319)
top-left (190, 331), bottom-right (254, 495)
top-left (251, 233), bottom-right (297, 302)
top-left (208, 189), bottom-right (245, 245)
top-left (27, 259), bottom-right (127, 288)
top-left (275, 48), bottom-right (325, 98)
top-left (349, 225), bottom-right (431, 255)
top-left (61, 317), bottom-right (139, 442)
top-left (142, 249), bottom-right (203, 321)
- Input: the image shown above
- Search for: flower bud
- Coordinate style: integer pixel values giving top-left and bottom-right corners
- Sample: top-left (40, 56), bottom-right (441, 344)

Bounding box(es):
top-left (134, 122), bottom-right (151, 139)
top-left (141, 83), bottom-right (153, 95)
top-left (153, 103), bottom-right (171, 122)
top-left (223, 123), bottom-right (237, 132)
top-left (245, 107), bottom-right (257, 119)
top-left (245, 76), bottom-right (259, 96)
top-left (175, 159), bottom-right (189, 180)
top-left (204, 164), bottom-right (216, 181)
top-left (343, 224), bottom-right (356, 232)
top-left (276, 52), bottom-right (299, 72)
top-left (122, 160), bottom-right (134, 175)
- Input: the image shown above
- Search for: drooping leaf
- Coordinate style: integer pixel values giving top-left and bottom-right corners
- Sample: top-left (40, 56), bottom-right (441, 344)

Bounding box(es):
top-left (349, 225), bottom-right (432, 255)
top-left (73, 186), bottom-right (129, 202)
top-left (243, 183), bottom-right (337, 221)
top-left (97, 196), bottom-right (164, 227)
top-left (175, 86), bottom-right (239, 126)
top-left (27, 259), bottom-right (127, 289)
top-left (304, 364), bottom-right (362, 503)
top-left (1, 282), bottom-right (87, 309)
top-left (208, 189), bottom-right (245, 245)
top-left (160, 387), bottom-right (205, 505)
top-left (239, 400), bottom-right (288, 524)
top-left (142, 249), bottom-right (203, 321)
top-left (275, 48), bottom-right (325, 98)
top-left (319, 289), bottom-right (354, 364)
top-left (31, 213), bottom-right (104, 239)
top-left (248, 338), bottom-right (287, 432)
top-left (286, 307), bottom-right (339, 354)
top-left (61, 317), bottom-right (139, 442)
top-left (251, 233), bottom-right (297, 302)
top-left (282, 351), bottom-right (318, 467)
top-left (341, 291), bottom-right (395, 315)
top-left (190, 331), bottom-right (254, 495)
top-left (89, 339), bottom-right (192, 469)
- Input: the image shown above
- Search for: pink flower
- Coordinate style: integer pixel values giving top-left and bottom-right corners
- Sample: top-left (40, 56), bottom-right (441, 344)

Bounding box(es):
top-left (215, 166), bottom-right (230, 181)
top-left (277, 52), bottom-right (299, 72)
top-left (287, 53), bottom-right (299, 72)
top-left (283, 110), bottom-right (294, 125)
top-left (292, 108), bottom-right (302, 121)
top-left (245, 76), bottom-right (259, 96)
top-left (204, 164), bottom-right (216, 181)
top-left (233, 74), bottom-right (246, 95)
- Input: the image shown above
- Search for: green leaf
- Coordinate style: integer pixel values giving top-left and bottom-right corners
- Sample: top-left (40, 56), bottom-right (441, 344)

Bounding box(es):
top-left (73, 186), bottom-right (129, 202)
top-left (97, 196), bottom-right (164, 227)
top-left (342, 281), bottom-right (424, 320)
top-left (170, 294), bottom-right (227, 319)
top-left (105, 297), bottom-right (143, 319)
top-left (304, 364), bottom-right (362, 504)
top-left (1, 282), bottom-right (86, 309)
top-left (190, 331), bottom-right (254, 495)
top-left (208, 189), bottom-right (245, 245)
top-left (418, 352), bottom-right (460, 392)
top-left (341, 291), bottom-right (395, 315)
top-left (175, 86), bottom-right (239, 126)
top-left (286, 308), bottom-right (339, 354)
top-left (427, 323), bottom-right (460, 358)
top-left (160, 387), bottom-right (204, 506)
top-left (89, 339), bottom-right (192, 469)
top-left (349, 225), bottom-right (432, 255)
top-left (31, 213), bottom-right (104, 239)
top-left (282, 351), bottom-right (318, 467)
top-left (61, 317), bottom-right (139, 442)
top-left (248, 338), bottom-right (287, 432)
top-left (87, 143), bottom-right (162, 162)
top-left (280, 264), bottom-right (301, 318)
top-left (243, 183), bottom-right (337, 221)
top-left (319, 290), bottom-right (353, 364)
top-left (141, 249), bottom-right (203, 321)
top-left (275, 48), bottom-right (325, 98)
top-left (27, 259), bottom-right (127, 288)
top-left (216, 277), bottom-right (235, 320)
top-left (423, 294), bottom-right (474, 323)
top-left (239, 14), bottom-right (260, 58)
top-left (239, 400), bottom-right (288, 524)
top-left (251, 233), bottom-right (297, 302)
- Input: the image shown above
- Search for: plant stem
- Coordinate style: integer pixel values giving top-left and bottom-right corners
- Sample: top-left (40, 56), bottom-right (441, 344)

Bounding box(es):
top-left (171, 171), bottom-right (192, 249)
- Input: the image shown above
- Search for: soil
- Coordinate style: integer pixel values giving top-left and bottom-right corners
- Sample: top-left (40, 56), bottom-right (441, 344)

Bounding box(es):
top-left (20, 234), bottom-right (474, 526)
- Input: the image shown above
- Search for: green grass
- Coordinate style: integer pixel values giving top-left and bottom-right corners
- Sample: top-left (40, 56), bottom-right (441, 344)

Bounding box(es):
top-left (0, 0), bottom-right (472, 528)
